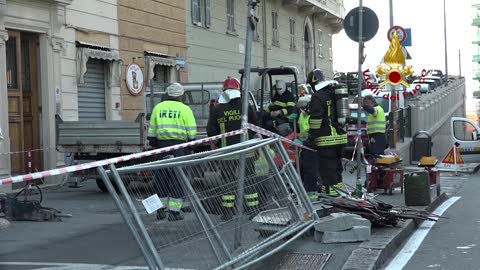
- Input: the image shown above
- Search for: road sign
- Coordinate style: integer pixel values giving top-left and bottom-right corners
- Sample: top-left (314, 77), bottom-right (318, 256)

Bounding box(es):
top-left (441, 146), bottom-right (464, 164)
top-left (343, 7), bottom-right (379, 43)
top-left (402, 28), bottom-right (412, 47)
top-left (387, 25), bottom-right (407, 44)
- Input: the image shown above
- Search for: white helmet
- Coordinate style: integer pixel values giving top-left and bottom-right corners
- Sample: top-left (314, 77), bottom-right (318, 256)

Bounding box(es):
top-left (166, 82), bottom-right (184, 97)
top-left (297, 96), bottom-right (311, 109)
top-left (314, 80), bottom-right (338, 92)
top-left (275, 80), bottom-right (286, 95)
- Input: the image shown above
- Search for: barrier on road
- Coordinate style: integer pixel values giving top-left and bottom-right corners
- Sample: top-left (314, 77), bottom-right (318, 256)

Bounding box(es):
top-left (99, 138), bottom-right (318, 270)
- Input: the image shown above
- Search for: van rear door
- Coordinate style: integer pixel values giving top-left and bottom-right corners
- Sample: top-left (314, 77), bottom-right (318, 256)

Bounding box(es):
top-left (451, 117), bottom-right (480, 163)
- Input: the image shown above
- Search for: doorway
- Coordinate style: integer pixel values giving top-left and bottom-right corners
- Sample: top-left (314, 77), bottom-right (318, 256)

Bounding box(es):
top-left (6, 31), bottom-right (41, 175)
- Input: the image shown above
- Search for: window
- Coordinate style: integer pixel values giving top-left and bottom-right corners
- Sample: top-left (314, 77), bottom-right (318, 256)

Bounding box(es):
top-left (272, 10), bottom-right (279, 46)
top-left (192, 0), bottom-right (211, 28)
top-left (328, 34), bottom-right (332, 60)
top-left (318, 29), bottom-right (324, 58)
top-left (453, 121), bottom-right (478, 141)
top-left (227, 0), bottom-right (236, 33)
top-left (289, 18), bottom-right (296, 50)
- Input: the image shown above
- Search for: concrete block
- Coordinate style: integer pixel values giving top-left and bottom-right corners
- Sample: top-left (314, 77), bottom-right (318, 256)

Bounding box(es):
top-left (0, 218), bottom-right (10, 230)
top-left (321, 226), bottom-right (371, 243)
top-left (314, 213), bottom-right (371, 232)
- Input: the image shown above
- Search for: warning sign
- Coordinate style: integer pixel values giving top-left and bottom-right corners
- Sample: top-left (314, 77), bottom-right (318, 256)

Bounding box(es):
top-left (441, 147), bottom-right (464, 164)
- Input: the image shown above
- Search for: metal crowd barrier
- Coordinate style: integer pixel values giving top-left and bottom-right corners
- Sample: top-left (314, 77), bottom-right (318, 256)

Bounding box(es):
top-left (97, 137), bottom-right (318, 270)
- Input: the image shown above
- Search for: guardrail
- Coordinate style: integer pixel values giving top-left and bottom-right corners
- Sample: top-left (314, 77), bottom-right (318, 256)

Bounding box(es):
top-left (387, 77), bottom-right (465, 148)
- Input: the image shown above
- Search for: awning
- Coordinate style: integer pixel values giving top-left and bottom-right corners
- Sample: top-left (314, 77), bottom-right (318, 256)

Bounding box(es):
top-left (145, 52), bottom-right (176, 82)
top-left (76, 44), bottom-right (122, 86)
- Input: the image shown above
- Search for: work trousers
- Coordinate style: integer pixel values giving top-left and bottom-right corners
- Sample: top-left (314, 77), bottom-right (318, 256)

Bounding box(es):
top-left (152, 140), bottom-right (187, 201)
top-left (368, 133), bottom-right (387, 156)
top-left (301, 146), bottom-right (343, 192)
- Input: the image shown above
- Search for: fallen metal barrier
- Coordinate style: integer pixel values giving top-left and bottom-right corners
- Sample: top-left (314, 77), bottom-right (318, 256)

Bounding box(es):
top-left (98, 137), bottom-right (318, 270)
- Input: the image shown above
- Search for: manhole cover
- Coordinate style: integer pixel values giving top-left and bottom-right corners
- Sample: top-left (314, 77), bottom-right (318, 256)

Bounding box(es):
top-left (274, 253), bottom-right (331, 270)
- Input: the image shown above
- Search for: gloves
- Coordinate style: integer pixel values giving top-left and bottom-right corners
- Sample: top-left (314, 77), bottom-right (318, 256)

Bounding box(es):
top-left (369, 137), bottom-right (376, 144)
top-left (289, 113), bottom-right (298, 122)
top-left (270, 110), bottom-right (282, 118)
top-left (293, 139), bottom-right (303, 145)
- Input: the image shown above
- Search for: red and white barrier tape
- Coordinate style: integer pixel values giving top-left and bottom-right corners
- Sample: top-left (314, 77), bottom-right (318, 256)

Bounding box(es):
top-left (246, 123), bottom-right (316, 152)
top-left (0, 129), bottom-right (247, 187)
top-left (0, 147), bottom-right (53, 156)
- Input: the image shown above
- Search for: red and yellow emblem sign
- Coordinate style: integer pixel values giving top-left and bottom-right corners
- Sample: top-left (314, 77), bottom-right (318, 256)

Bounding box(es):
top-left (376, 31), bottom-right (413, 88)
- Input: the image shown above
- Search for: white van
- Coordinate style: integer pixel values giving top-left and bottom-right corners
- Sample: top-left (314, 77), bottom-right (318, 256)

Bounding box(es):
top-left (451, 117), bottom-right (480, 163)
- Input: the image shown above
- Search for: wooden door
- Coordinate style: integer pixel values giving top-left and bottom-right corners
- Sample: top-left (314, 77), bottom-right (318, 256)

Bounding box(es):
top-left (6, 31), bottom-right (40, 175)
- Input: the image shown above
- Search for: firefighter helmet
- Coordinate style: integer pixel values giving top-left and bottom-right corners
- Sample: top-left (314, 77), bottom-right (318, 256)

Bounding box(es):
top-left (297, 96), bottom-right (311, 109)
top-left (306, 69), bottom-right (325, 90)
top-left (223, 77), bottom-right (241, 91)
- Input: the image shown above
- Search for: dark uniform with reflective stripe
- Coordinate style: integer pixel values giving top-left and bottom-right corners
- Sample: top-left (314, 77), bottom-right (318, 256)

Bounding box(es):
top-left (264, 90), bottom-right (295, 134)
top-left (307, 85), bottom-right (347, 192)
top-left (207, 98), bottom-right (257, 147)
top-left (265, 90), bottom-right (296, 120)
top-left (207, 98), bottom-right (260, 218)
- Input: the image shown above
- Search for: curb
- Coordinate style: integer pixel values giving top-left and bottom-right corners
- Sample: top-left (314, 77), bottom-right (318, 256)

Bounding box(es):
top-left (341, 192), bottom-right (449, 270)
top-left (0, 218), bottom-right (10, 231)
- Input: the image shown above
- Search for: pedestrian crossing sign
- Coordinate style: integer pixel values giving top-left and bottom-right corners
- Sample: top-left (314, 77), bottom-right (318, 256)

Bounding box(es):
top-left (441, 147), bottom-right (464, 164)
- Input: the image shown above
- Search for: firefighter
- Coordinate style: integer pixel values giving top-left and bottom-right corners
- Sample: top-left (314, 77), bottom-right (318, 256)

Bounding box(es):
top-left (305, 69), bottom-right (347, 196)
top-left (206, 77), bottom-right (259, 219)
top-left (147, 82), bottom-right (197, 221)
top-left (362, 95), bottom-right (386, 155)
top-left (264, 79), bottom-right (296, 136)
top-left (289, 96), bottom-right (320, 200)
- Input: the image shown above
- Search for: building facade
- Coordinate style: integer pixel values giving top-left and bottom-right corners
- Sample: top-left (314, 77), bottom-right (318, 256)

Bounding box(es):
top-left (0, 0), bottom-right (121, 191)
top-left (0, 0), bottom-right (189, 191)
top-left (117, 0), bottom-right (187, 121)
top-left (185, 0), bottom-right (344, 83)
top-left (0, 0), bottom-right (342, 191)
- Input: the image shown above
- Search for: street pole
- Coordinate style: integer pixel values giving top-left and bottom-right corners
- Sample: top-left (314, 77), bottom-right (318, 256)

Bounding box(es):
top-left (355, 0), bottom-right (365, 197)
top-left (389, 0), bottom-right (396, 149)
top-left (444, 0), bottom-right (449, 79)
top-left (235, 0), bottom-right (255, 250)
top-left (389, 0), bottom-right (394, 27)
top-left (459, 49), bottom-right (461, 77)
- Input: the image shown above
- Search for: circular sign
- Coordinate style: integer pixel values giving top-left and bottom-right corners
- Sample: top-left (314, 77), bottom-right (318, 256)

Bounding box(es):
top-left (126, 64), bottom-right (144, 96)
top-left (387, 25), bottom-right (407, 44)
top-left (343, 7), bottom-right (379, 42)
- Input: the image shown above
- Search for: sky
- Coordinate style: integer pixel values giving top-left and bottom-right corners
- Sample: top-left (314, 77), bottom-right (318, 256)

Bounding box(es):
top-left (333, 0), bottom-right (477, 111)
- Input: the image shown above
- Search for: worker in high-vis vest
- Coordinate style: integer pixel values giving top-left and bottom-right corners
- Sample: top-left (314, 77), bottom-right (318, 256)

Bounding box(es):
top-left (290, 96), bottom-right (319, 200)
top-left (362, 95), bottom-right (386, 155)
top-left (207, 77), bottom-right (259, 220)
top-left (305, 69), bottom-right (347, 196)
top-left (147, 82), bottom-right (197, 221)
top-left (264, 79), bottom-right (296, 136)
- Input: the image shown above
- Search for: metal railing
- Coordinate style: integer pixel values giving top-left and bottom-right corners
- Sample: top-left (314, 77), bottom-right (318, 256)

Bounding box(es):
top-left (97, 137), bottom-right (318, 270)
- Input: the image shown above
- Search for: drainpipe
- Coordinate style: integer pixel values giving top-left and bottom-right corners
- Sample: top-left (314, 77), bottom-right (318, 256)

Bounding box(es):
top-left (262, 0), bottom-right (268, 67)
top-left (313, 13), bottom-right (317, 69)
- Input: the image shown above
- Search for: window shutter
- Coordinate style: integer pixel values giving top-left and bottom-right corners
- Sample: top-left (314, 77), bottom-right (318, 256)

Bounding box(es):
top-left (205, 0), bottom-right (211, 28)
top-left (192, 0), bottom-right (199, 25)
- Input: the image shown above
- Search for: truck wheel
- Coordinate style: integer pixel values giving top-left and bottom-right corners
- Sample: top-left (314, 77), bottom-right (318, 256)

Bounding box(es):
top-left (96, 178), bottom-right (120, 193)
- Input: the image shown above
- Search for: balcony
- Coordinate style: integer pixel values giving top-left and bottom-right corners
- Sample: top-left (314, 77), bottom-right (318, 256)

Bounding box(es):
top-left (282, 0), bottom-right (345, 32)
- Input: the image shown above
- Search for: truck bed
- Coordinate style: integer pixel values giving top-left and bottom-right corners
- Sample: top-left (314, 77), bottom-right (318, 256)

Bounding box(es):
top-left (55, 114), bottom-right (145, 154)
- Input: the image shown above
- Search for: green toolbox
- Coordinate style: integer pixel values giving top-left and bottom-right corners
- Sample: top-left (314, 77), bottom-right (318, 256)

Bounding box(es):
top-left (404, 171), bottom-right (431, 206)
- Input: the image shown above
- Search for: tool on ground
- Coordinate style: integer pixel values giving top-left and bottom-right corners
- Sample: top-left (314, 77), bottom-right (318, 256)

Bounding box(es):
top-left (365, 154), bottom-right (404, 195)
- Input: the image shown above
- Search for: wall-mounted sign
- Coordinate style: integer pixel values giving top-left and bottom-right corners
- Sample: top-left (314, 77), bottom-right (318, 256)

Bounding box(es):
top-left (175, 57), bottom-right (186, 68)
top-left (126, 63), bottom-right (144, 96)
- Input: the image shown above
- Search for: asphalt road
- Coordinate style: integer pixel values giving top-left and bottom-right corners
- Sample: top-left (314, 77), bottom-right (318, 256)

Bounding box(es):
top-left (387, 173), bottom-right (476, 270)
